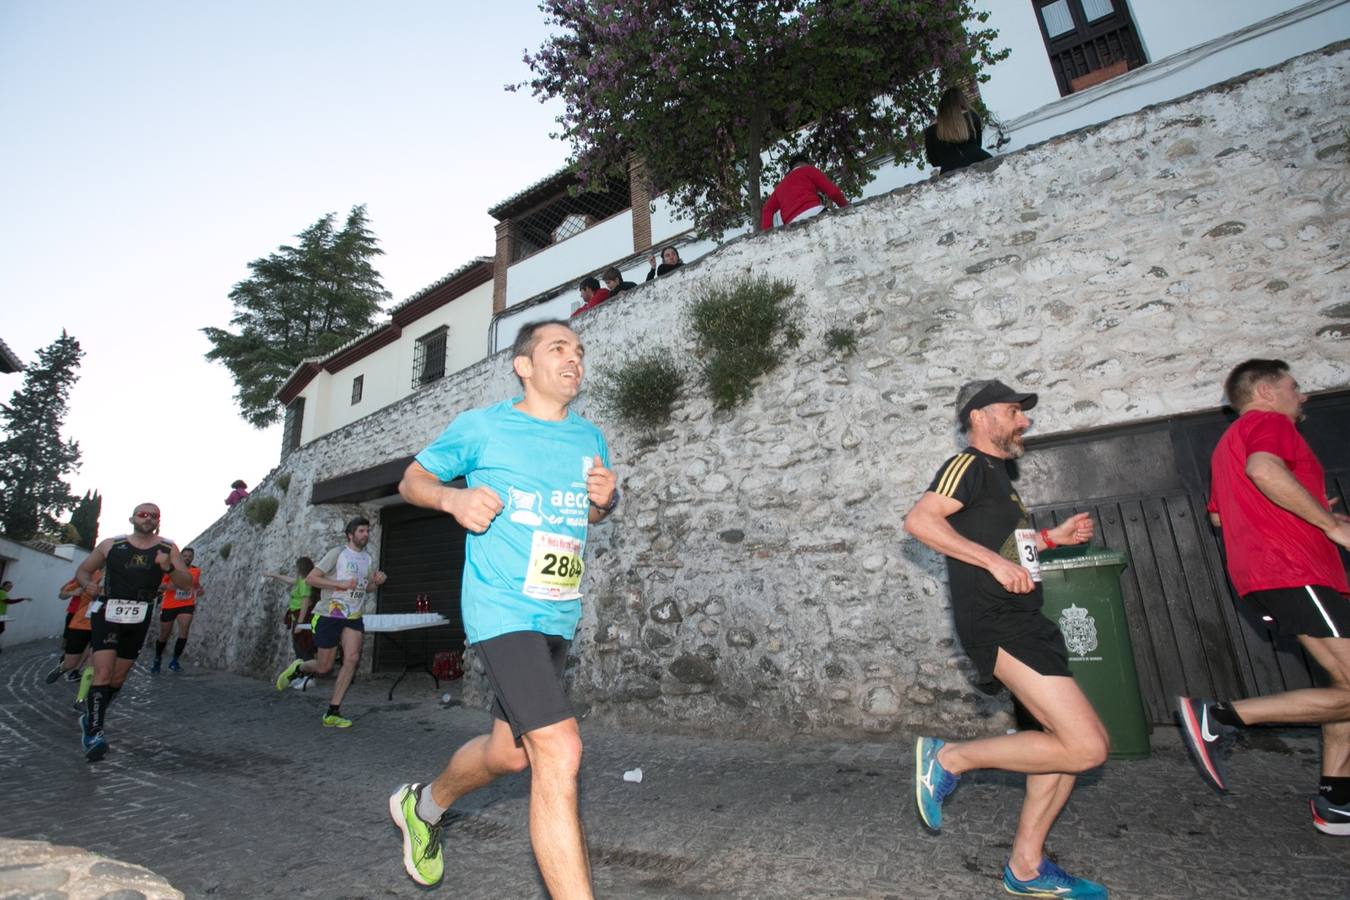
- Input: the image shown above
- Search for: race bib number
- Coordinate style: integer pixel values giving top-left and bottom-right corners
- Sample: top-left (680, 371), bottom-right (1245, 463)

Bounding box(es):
top-left (106, 599), bottom-right (149, 624)
top-left (524, 531), bottom-right (584, 600)
top-left (174, 588), bottom-right (193, 601)
top-left (1014, 529), bottom-right (1042, 583)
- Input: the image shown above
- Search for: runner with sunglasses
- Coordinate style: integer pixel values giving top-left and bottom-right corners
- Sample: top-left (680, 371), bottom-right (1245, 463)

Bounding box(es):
top-left (73, 503), bottom-right (193, 761)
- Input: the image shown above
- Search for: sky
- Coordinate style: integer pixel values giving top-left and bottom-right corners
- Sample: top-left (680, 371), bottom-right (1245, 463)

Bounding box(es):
top-left (0, 1), bottom-right (571, 547)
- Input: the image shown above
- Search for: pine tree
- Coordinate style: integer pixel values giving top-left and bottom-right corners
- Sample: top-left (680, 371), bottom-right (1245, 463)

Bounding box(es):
top-left (69, 489), bottom-right (101, 551)
top-left (203, 205), bottom-right (391, 427)
top-left (0, 332), bottom-right (84, 541)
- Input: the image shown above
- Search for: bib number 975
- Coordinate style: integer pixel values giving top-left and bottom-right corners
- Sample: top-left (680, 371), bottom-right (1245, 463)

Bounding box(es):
top-left (106, 600), bottom-right (149, 624)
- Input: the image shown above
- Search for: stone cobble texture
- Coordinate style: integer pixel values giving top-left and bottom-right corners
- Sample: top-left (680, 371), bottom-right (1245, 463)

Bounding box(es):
top-left (180, 42), bottom-right (1350, 741)
top-left (2, 640), bottom-right (1347, 899)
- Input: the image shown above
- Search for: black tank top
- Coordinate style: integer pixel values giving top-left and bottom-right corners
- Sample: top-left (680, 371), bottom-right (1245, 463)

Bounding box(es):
top-left (103, 537), bottom-right (172, 602)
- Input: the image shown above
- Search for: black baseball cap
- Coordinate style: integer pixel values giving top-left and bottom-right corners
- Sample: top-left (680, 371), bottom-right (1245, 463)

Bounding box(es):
top-left (956, 379), bottom-right (1038, 428)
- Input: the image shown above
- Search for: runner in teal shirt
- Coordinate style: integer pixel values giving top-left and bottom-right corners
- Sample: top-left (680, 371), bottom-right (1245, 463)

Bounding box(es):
top-left (413, 397), bottom-right (609, 644)
top-left (389, 320), bottom-right (617, 896)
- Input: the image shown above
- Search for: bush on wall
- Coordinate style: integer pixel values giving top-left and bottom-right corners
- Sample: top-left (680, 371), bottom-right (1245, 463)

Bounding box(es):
top-left (688, 275), bottom-right (801, 410)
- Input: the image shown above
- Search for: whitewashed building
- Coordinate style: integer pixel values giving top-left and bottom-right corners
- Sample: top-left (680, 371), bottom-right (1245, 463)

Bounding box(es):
top-left (275, 258), bottom-right (493, 454)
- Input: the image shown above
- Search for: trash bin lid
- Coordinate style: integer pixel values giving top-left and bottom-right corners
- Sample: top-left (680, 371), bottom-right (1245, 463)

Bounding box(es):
top-left (1039, 545), bottom-right (1128, 571)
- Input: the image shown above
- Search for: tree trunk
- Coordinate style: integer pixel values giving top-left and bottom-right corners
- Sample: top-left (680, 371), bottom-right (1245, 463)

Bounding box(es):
top-left (746, 101), bottom-right (766, 231)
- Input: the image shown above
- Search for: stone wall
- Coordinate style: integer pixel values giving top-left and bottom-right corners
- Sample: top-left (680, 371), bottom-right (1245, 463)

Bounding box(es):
top-left (189, 44), bottom-right (1350, 740)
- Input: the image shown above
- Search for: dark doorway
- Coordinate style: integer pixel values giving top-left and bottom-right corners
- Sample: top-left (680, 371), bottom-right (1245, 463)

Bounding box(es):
top-left (375, 502), bottom-right (468, 674)
top-left (1016, 391), bottom-right (1350, 724)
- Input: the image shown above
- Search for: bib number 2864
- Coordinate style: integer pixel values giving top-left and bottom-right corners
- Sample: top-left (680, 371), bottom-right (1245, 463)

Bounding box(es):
top-left (524, 532), bottom-right (584, 601)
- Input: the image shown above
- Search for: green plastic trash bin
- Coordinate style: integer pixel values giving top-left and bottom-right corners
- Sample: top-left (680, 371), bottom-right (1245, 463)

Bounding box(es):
top-left (1038, 545), bottom-right (1150, 760)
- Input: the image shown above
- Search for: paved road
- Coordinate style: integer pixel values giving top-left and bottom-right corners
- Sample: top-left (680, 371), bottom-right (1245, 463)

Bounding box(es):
top-left (1, 639), bottom-right (1345, 899)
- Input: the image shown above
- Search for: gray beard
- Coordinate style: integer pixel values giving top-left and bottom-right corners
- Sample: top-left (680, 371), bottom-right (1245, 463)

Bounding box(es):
top-left (993, 433), bottom-right (1025, 459)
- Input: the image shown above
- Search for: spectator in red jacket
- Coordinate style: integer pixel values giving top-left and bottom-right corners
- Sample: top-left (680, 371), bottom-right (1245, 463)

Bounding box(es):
top-left (760, 155), bottom-right (848, 230)
top-left (571, 276), bottom-right (611, 318)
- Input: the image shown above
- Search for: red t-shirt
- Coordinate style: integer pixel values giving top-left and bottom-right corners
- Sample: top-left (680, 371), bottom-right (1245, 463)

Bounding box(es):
top-left (760, 165), bottom-right (848, 230)
top-left (1208, 410), bottom-right (1349, 596)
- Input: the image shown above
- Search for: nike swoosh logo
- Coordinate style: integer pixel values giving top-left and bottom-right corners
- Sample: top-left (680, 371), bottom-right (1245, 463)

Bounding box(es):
top-left (1200, 707), bottom-right (1219, 743)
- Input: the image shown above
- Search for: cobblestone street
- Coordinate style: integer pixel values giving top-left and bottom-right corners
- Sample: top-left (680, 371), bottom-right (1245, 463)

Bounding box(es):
top-left (1, 639), bottom-right (1346, 899)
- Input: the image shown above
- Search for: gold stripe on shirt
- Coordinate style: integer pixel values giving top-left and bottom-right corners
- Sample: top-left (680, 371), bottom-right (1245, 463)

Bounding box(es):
top-left (936, 453), bottom-right (976, 497)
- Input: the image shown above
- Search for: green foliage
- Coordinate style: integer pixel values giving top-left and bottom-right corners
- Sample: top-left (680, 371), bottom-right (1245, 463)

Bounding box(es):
top-left (0, 331), bottom-right (84, 540)
top-left (593, 350), bottom-right (685, 430)
top-left (518, 1), bottom-right (1007, 237)
top-left (824, 326), bottom-right (859, 357)
top-left (219, 542), bottom-right (233, 560)
top-left (244, 495), bottom-right (279, 527)
top-left (203, 205), bottom-right (391, 427)
top-left (275, 473), bottom-right (292, 494)
top-left (689, 275), bottom-right (801, 409)
top-left (68, 490), bottom-right (102, 551)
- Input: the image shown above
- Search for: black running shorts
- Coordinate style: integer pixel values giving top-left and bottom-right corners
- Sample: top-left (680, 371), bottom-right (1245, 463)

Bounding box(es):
top-left (475, 631), bottom-right (573, 742)
top-left (959, 605), bottom-right (1072, 686)
top-left (88, 602), bottom-right (152, 660)
top-left (314, 615), bottom-right (364, 649)
top-left (1241, 585), bottom-right (1350, 639)
top-left (62, 623), bottom-right (92, 656)
top-left (160, 604), bottom-right (194, 623)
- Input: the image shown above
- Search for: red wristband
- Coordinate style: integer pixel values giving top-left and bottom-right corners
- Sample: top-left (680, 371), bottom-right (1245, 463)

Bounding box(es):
top-left (1039, 528), bottom-right (1057, 549)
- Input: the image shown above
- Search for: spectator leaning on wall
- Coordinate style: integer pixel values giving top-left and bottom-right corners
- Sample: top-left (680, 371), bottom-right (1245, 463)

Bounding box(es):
top-left (760, 155), bottom-right (849, 230)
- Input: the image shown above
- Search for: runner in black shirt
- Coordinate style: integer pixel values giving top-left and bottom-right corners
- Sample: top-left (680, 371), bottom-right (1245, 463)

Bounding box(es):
top-left (74, 502), bottom-right (193, 761)
top-left (903, 380), bottom-right (1109, 899)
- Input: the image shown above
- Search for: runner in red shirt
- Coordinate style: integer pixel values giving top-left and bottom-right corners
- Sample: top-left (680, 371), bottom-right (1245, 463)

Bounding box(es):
top-left (1178, 359), bottom-right (1350, 835)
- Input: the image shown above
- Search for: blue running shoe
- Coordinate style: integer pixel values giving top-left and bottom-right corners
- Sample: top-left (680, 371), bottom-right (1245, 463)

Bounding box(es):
top-left (79, 714), bottom-right (108, 762)
top-left (1003, 859), bottom-right (1107, 899)
top-left (84, 731), bottom-right (108, 763)
top-left (150, 658), bottom-right (162, 674)
top-left (168, 658), bottom-right (181, 672)
top-left (914, 736), bottom-right (959, 831)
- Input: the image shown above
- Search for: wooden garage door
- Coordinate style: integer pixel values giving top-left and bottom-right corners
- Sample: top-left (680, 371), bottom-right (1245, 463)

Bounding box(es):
top-left (1018, 391), bottom-right (1350, 724)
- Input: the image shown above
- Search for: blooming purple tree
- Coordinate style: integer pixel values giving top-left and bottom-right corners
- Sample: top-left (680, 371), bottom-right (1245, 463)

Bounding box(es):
top-left (517, 0), bottom-right (1006, 236)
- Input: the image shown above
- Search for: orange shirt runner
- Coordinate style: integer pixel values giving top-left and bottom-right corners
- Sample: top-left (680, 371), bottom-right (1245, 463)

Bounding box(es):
top-left (61, 570), bottom-right (102, 632)
top-left (160, 566), bottom-right (202, 611)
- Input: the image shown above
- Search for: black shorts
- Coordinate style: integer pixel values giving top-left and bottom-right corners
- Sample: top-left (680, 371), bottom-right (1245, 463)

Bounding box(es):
top-left (160, 604), bottom-right (195, 623)
top-left (63, 624), bottom-right (92, 655)
top-left (958, 604), bottom-right (1072, 685)
top-left (1242, 585), bottom-right (1350, 639)
top-left (89, 602), bottom-right (153, 660)
top-left (314, 615), bottom-right (364, 649)
top-left (476, 631), bottom-right (573, 741)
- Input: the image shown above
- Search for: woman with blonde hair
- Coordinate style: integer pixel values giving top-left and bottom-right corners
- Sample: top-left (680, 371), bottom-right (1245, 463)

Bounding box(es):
top-left (924, 86), bottom-right (992, 175)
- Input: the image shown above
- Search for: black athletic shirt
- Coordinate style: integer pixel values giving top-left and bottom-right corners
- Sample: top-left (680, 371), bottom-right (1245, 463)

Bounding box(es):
top-left (103, 536), bottom-right (173, 602)
top-left (926, 447), bottom-right (1042, 614)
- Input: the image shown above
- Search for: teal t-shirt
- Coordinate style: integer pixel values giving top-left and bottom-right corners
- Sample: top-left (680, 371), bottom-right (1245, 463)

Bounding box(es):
top-left (415, 398), bottom-right (609, 644)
